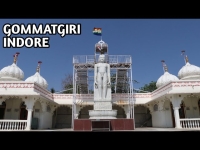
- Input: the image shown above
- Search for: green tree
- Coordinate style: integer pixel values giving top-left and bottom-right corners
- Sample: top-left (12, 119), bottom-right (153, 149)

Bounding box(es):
top-left (50, 88), bottom-right (55, 93)
top-left (61, 74), bottom-right (91, 94)
top-left (138, 81), bottom-right (157, 93)
top-left (61, 74), bottom-right (73, 94)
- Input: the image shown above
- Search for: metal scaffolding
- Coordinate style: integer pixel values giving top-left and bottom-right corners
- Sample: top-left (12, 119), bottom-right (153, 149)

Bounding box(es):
top-left (71, 40), bottom-right (134, 129)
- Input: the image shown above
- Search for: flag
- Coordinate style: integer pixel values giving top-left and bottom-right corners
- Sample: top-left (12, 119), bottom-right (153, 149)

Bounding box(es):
top-left (181, 50), bottom-right (185, 55)
top-left (93, 28), bottom-right (102, 36)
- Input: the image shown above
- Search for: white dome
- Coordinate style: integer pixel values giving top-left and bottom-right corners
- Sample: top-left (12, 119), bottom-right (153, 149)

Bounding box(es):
top-left (178, 62), bottom-right (200, 80)
top-left (25, 72), bottom-right (48, 89)
top-left (0, 63), bottom-right (24, 81)
top-left (156, 72), bottom-right (179, 88)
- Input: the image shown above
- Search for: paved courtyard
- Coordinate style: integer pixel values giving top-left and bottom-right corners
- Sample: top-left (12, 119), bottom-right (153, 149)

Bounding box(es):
top-left (21, 127), bottom-right (200, 131)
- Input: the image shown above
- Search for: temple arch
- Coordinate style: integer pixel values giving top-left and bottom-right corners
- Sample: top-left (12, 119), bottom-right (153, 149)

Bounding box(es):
top-left (79, 105), bottom-right (93, 119)
top-left (20, 101), bottom-right (28, 120)
top-left (112, 105), bottom-right (126, 118)
top-left (0, 101), bottom-right (6, 119)
top-left (134, 105), bottom-right (152, 127)
top-left (32, 101), bottom-right (42, 129)
top-left (198, 99), bottom-right (200, 116)
top-left (54, 105), bottom-right (72, 129)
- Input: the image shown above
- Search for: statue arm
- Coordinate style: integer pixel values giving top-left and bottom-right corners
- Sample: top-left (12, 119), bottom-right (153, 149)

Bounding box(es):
top-left (107, 64), bottom-right (111, 85)
top-left (94, 64), bottom-right (98, 85)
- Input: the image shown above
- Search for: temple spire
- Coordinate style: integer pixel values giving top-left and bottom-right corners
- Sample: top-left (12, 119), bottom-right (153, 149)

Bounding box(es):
top-left (36, 61), bottom-right (42, 73)
top-left (13, 52), bottom-right (20, 64)
top-left (181, 50), bottom-right (189, 64)
top-left (161, 60), bottom-right (168, 73)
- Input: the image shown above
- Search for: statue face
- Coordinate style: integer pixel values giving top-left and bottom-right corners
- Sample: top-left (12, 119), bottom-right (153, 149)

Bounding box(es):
top-left (98, 55), bottom-right (105, 62)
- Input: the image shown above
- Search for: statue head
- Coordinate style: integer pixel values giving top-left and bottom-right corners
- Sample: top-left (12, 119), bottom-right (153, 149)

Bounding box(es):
top-left (98, 54), bottom-right (105, 63)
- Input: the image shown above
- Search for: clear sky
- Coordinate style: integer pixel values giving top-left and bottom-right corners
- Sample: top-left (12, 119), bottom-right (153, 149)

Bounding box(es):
top-left (0, 19), bottom-right (200, 91)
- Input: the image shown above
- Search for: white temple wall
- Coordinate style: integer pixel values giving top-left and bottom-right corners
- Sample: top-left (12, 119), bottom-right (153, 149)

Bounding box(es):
top-left (4, 98), bottom-right (21, 119)
top-left (40, 111), bottom-right (52, 129)
top-left (151, 100), bottom-right (174, 128)
top-left (152, 111), bottom-right (166, 127)
top-left (163, 100), bottom-right (173, 127)
top-left (45, 112), bottom-right (52, 129)
top-left (33, 101), bottom-right (42, 128)
top-left (183, 97), bottom-right (200, 118)
top-left (33, 101), bottom-right (41, 119)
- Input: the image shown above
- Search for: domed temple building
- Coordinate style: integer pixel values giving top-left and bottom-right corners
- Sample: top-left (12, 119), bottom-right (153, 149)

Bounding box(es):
top-left (0, 41), bottom-right (200, 131)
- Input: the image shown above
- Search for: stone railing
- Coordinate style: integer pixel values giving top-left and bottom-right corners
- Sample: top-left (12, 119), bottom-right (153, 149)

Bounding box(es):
top-left (180, 118), bottom-right (200, 129)
top-left (0, 120), bottom-right (27, 131)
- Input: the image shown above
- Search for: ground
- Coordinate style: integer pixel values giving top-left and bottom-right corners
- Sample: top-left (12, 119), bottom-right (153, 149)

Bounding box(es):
top-left (2, 128), bottom-right (200, 131)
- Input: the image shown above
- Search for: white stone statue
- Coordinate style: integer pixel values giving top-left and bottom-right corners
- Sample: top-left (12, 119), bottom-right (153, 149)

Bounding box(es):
top-left (89, 53), bottom-right (117, 119)
top-left (94, 54), bottom-right (111, 99)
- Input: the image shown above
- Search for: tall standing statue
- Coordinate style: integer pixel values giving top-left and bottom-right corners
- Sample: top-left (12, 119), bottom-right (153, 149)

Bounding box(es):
top-left (94, 54), bottom-right (111, 99)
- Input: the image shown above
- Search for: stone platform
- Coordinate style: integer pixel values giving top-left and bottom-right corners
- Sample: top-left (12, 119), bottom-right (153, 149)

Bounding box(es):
top-left (74, 119), bottom-right (134, 131)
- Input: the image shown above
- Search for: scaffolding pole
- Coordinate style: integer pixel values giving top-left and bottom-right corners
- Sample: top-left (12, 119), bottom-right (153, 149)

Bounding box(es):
top-left (130, 62), bottom-right (135, 129)
top-left (71, 65), bottom-right (75, 129)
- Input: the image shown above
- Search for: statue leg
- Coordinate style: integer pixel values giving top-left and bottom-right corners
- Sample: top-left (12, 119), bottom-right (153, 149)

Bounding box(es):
top-left (102, 73), bottom-right (107, 99)
top-left (97, 73), bottom-right (102, 99)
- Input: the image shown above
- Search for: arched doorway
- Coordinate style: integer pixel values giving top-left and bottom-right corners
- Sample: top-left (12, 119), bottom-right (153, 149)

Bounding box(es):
top-left (198, 99), bottom-right (200, 116)
top-left (0, 102), bottom-right (6, 119)
top-left (78, 105), bottom-right (93, 119)
top-left (55, 106), bottom-right (72, 129)
top-left (170, 102), bottom-right (175, 127)
top-left (134, 105), bottom-right (152, 127)
top-left (179, 101), bottom-right (185, 119)
top-left (112, 105), bottom-right (126, 118)
top-left (20, 102), bottom-right (28, 120)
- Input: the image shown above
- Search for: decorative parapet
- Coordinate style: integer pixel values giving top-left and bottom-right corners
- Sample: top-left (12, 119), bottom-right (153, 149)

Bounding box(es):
top-left (0, 82), bottom-right (53, 100)
top-left (33, 83), bottom-right (53, 100)
top-left (2, 81), bottom-right (200, 105)
top-left (0, 82), bottom-right (34, 88)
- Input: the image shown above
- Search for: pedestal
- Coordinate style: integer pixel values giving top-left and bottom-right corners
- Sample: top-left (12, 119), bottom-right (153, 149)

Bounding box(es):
top-left (89, 110), bottom-right (117, 119)
top-left (89, 101), bottom-right (117, 119)
top-left (74, 119), bottom-right (134, 131)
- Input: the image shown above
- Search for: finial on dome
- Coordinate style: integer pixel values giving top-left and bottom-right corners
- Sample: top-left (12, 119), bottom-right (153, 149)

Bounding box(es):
top-left (161, 60), bottom-right (168, 72)
top-left (181, 50), bottom-right (189, 64)
top-left (13, 52), bottom-right (20, 64)
top-left (37, 61), bottom-right (42, 73)
top-left (185, 55), bottom-right (189, 63)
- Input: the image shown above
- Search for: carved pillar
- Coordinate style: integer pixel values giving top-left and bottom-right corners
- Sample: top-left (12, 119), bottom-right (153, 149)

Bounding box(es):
top-left (24, 97), bottom-right (36, 130)
top-left (170, 95), bottom-right (182, 128)
top-left (173, 107), bottom-right (181, 128)
top-left (25, 108), bottom-right (33, 130)
top-left (124, 105), bottom-right (130, 118)
top-left (73, 105), bottom-right (80, 119)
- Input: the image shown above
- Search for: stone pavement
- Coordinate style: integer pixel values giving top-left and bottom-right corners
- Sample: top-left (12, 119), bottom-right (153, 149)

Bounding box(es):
top-left (24, 127), bottom-right (200, 131)
top-left (134, 127), bottom-right (200, 131)
top-left (2, 127), bottom-right (200, 131)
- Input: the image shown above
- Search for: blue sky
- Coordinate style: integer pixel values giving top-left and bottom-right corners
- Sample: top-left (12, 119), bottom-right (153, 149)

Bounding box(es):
top-left (0, 19), bottom-right (200, 91)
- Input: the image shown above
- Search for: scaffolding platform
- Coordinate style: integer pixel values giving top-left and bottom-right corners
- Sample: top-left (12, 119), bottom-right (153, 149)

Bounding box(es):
top-left (71, 40), bottom-right (134, 129)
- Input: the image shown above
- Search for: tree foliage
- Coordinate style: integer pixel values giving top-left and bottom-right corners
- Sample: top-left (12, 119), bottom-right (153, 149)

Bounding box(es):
top-left (138, 81), bottom-right (157, 93)
top-left (61, 74), bottom-right (73, 94)
top-left (50, 88), bottom-right (55, 93)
